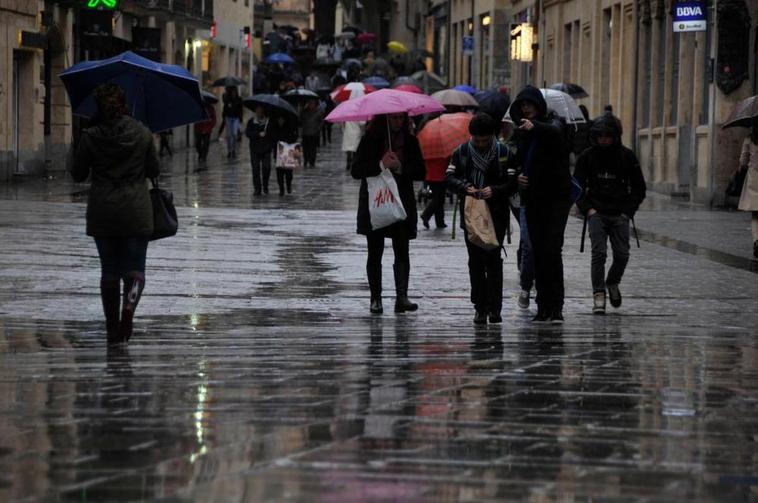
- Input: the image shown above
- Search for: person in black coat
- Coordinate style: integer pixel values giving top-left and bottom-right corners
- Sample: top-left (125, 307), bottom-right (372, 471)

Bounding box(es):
top-left (511, 85), bottom-right (572, 324)
top-left (351, 113), bottom-right (426, 314)
top-left (446, 113), bottom-right (518, 324)
top-left (574, 113), bottom-right (646, 314)
top-left (244, 105), bottom-right (274, 195)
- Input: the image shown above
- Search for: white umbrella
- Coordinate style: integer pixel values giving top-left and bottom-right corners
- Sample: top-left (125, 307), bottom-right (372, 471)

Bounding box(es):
top-left (504, 88), bottom-right (586, 124)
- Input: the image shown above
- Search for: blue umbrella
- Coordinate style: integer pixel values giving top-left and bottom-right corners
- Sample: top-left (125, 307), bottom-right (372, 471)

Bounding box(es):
top-left (363, 76), bottom-right (390, 89)
top-left (266, 52), bottom-right (295, 64)
top-left (474, 88), bottom-right (511, 121)
top-left (453, 84), bottom-right (478, 95)
top-left (59, 51), bottom-right (204, 132)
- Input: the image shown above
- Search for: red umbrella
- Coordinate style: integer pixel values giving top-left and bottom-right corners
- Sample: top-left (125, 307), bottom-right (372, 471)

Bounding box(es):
top-left (417, 112), bottom-right (472, 160)
top-left (330, 82), bottom-right (376, 103)
top-left (394, 84), bottom-right (423, 94)
top-left (356, 32), bottom-right (377, 44)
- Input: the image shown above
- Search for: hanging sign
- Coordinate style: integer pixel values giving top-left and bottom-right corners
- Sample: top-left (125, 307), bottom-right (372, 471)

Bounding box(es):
top-left (673, 1), bottom-right (706, 32)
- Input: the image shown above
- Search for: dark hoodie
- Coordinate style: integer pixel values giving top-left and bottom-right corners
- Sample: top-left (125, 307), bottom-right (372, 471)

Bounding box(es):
top-left (573, 114), bottom-right (646, 217)
top-left (72, 115), bottom-right (160, 237)
top-left (509, 86), bottom-right (570, 205)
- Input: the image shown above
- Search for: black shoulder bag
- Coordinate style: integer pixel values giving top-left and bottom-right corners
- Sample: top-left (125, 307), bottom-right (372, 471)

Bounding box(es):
top-left (149, 178), bottom-right (178, 241)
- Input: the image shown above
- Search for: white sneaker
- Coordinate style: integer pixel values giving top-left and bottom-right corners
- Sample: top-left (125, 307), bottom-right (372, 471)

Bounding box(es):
top-left (593, 292), bottom-right (606, 315)
top-left (518, 289), bottom-right (530, 309)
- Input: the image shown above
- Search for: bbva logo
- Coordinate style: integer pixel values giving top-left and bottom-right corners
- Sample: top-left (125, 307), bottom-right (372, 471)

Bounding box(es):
top-left (676, 6), bottom-right (704, 17)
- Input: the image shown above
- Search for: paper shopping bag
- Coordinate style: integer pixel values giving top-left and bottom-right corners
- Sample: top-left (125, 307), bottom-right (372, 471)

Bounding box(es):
top-left (464, 196), bottom-right (499, 250)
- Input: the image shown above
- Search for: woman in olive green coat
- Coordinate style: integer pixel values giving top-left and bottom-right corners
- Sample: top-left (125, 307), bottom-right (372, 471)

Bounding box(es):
top-left (71, 84), bottom-right (160, 345)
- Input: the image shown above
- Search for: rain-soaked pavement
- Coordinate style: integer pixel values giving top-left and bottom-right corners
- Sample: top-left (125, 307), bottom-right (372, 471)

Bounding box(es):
top-left (1, 132), bottom-right (757, 501)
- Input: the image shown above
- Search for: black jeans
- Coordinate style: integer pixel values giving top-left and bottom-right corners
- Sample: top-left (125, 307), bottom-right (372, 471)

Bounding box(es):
top-left (421, 182), bottom-right (447, 227)
top-left (464, 233), bottom-right (503, 314)
top-left (94, 237), bottom-right (148, 281)
top-left (195, 132), bottom-right (210, 160)
top-left (251, 151), bottom-right (271, 193)
top-left (302, 135), bottom-right (319, 166)
top-left (525, 199), bottom-right (571, 313)
top-left (366, 234), bottom-right (410, 297)
top-left (321, 122), bottom-right (332, 145)
top-left (588, 213), bottom-right (631, 293)
top-left (276, 168), bottom-right (293, 194)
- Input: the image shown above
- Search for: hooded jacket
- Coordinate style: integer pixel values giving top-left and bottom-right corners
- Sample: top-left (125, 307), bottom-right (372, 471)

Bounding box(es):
top-left (509, 86), bottom-right (570, 205)
top-left (573, 114), bottom-right (646, 217)
top-left (72, 115), bottom-right (160, 237)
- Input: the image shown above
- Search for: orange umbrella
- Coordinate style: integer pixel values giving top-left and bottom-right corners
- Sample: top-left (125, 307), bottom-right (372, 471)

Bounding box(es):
top-left (417, 112), bottom-right (472, 160)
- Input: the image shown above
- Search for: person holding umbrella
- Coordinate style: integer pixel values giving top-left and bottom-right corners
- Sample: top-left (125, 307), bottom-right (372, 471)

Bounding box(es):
top-left (245, 105), bottom-right (274, 195)
top-left (194, 93), bottom-right (217, 163)
top-left (737, 118), bottom-right (758, 258)
top-left (70, 83), bottom-right (160, 345)
top-left (221, 86), bottom-right (244, 158)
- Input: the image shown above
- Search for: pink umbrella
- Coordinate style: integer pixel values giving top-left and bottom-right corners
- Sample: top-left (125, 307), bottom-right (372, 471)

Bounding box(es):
top-left (325, 88), bottom-right (445, 123)
top-left (394, 84), bottom-right (424, 94)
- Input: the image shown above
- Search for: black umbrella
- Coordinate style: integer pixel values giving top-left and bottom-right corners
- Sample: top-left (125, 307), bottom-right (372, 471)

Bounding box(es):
top-left (341, 58), bottom-right (363, 69)
top-left (283, 88), bottom-right (320, 103)
top-left (722, 95), bottom-right (758, 129)
top-left (342, 25), bottom-right (362, 35)
top-left (211, 76), bottom-right (246, 88)
top-left (549, 82), bottom-right (588, 99)
top-left (243, 94), bottom-right (298, 119)
top-left (201, 90), bottom-right (219, 104)
top-left (474, 88), bottom-right (511, 120)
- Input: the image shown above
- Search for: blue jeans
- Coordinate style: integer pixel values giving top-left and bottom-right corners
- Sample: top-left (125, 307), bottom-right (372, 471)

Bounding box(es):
top-left (95, 237), bottom-right (148, 281)
top-left (518, 208), bottom-right (534, 291)
top-left (225, 117), bottom-right (241, 155)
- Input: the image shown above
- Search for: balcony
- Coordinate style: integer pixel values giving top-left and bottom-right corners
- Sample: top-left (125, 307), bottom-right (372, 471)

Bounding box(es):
top-left (136, 0), bottom-right (213, 24)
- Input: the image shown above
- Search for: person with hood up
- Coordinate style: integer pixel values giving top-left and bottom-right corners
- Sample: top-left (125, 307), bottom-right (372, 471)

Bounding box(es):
top-left (511, 85), bottom-right (571, 323)
top-left (574, 113), bottom-right (646, 314)
top-left (351, 113), bottom-right (426, 315)
top-left (71, 83), bottom-right (160, 345)
top-left (446, 113), bottom-right (518, 324)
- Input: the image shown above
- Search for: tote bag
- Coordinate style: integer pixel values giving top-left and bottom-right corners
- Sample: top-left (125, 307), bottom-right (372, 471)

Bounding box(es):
top-left (275, 141), bottom-right (303, 169)
top-left (367, 168), bottom-right (407, 230)
top-left (464, 196), bottom-right (499, 250)
top-left (149, 178), bottom-right (178, 241)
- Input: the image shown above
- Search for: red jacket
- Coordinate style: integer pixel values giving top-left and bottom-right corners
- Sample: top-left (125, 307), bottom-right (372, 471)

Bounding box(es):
top-left (194, 103), bottom-right (217, 135)
top-left (425, 157), bottom-right (449, 183)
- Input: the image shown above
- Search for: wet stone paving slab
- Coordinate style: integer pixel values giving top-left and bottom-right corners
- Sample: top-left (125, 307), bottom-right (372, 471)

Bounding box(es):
top-left (1, 135), bottom-right (757, 501)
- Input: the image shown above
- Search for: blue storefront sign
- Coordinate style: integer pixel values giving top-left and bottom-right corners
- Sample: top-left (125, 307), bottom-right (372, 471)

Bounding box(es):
top-left (463, 36), bottom-right (474, 56)
top-left (673, 1), bottom-right (706, 32)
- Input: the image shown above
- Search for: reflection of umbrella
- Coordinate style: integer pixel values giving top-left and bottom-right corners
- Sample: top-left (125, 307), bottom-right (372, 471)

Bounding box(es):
top-left (243, 94), bottom-right (298, 119)
top-left (266, 52), bottom-right (295, 64)
top-left (331, 82), bottom-right (376, 103)
top-left (431, 89), bottom-right (479, 108)
top-left (59, 51), bottom-right (205, 133)
top-left (394, 84), bottom-right (423, 94)
top-left (283, 88), bottom-right (320, 103)
top-left (201, 90), bottom-right (219, 104)
top-left (411, 70), bottom-right (447, 94)
top-left (326, 88), bottom-right (445, 122)
top-left (453, 84), bottom-right (478, 95)
top-left (388, 41), bottom-right (409, 54)
top-left (475, 88), bottom-right (511, 119)
top-left (723, 95), bottom-right (758, 129)
top-left (549, 82), bottom-right (588, 99)
top-left (363, 76), bottom-right (390, 89)
top-left (356, 33), bottom-right (377, 44)
top-left (418, 112), bottom-right (473, 160)
top-left (211, 75), bottom-right (246, 87)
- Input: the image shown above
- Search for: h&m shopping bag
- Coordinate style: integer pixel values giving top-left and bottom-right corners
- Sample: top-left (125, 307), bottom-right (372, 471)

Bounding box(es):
top-left (464, 196), bottom-right (499, 250)
top-left (367, 168), bottom-right (407, 230)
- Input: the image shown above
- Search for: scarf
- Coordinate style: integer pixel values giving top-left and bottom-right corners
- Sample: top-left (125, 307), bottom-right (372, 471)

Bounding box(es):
top-left (467, 137), bottom-right (497, 188)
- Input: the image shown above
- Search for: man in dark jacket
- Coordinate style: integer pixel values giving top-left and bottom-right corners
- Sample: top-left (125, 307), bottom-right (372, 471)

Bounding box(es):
top-left (447, 113), bottom-right (517, 324)
top-left (511, 85), bottom-right (571, 323)
top-left (574, 113), bottom-right (646, 314)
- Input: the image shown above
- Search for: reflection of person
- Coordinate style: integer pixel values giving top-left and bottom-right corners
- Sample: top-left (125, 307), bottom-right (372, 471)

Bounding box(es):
top-left (446, 113), bottom-right (517, 324)
top-left (194, 101), bottom-right (216, 162)
top-left (221, 86), bottom-right (243, 158)
top-left (737, 119), bottom-right (758, 258)
top-left (244, 105), bottom-right (273, 196)
top-left (71, 83), bottom-right (160, 345)
top-left (352, 113), bottom-right (426, 315)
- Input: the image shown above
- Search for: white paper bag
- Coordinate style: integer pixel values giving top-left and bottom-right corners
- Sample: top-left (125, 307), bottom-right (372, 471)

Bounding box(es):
top-left (367, 168), bottom-right (407, 230)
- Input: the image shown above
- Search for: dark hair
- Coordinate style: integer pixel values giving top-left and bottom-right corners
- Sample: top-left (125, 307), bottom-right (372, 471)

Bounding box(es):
top-left (469, 112), bottom-right (497, 136)
top-left (93, 83), bottom-right (127, 122)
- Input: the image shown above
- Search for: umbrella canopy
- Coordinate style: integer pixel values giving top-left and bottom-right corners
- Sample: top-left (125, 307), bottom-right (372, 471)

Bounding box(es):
top-left (431, 89), bottom-right (479, 108)
top-left (723, 95), bottom-right (758, 129)
top-left (201, 90), bottom-right (219, 104)
top-left (283, 88), bottom-right (320, 103)
top-left (393, 84), bottom-right (423, 94)
top-left (356, 33), bottom-right (377, 44)
top-left (59, 50), bottom-right (205, 133)
top-left (418, 112), bottom-right (473, 160)
top-left (453, 84), bottom-right (478, 95)
top-left (387, 41), bottom-right (409, 54)
top-left (211, 75), bottom-right (246, 87)
top-left (474, 88), bottom-right (511, 120)
top-left (266, 52), bottom-right (295, 64)
top-left (363, 76), bottom-right (390, 89)
top-left (549, 82), bottom-right (589, 99)
top-left (393, 76), bottom-right (419, 87)
top-left (341, 58), bottom-right (363, 69)
top-left (243, 94), bottom-right (298, 119)
top-left (326, 88), bottom-right (445, 122)
top-left (411, 70), bottom-right (447, 94)
top-left (331, 82), bottom-right (376, 103)
top-left (337, 31), bottom-right (356, 39)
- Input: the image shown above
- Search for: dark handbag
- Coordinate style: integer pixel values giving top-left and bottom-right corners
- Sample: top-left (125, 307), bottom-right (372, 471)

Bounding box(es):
top-left (726, 165), bottom-right (748, 197)
top-left (149, 178), bottom-right (178, 240)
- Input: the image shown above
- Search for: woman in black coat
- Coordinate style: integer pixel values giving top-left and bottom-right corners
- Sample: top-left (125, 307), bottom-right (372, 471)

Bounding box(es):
top-left (351, 113), bottom-right (426, 314)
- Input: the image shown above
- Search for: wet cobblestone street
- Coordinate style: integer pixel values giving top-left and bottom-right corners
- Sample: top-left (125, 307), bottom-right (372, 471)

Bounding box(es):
top-left (1, 134), bottom-right (757, 501)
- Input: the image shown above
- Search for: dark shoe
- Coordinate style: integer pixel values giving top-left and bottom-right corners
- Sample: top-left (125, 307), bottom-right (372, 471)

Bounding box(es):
top-left (488, 312), bottom-right (502, 324)
top-left (395, 295), bottom-right (418, 313)
top-left (473, 310), bottom-right (488, 324)
top-left (550, 310), bottom-right (564, 324)
top-left (753, 240), bottom-right (758, 259)
top-left (253, 190), bottom-right (262, 196)
top-left (436, 222), bottom-right (448, 229)
top-left (370, 297), bottom-right (383, 314)
top-left (118, 273), bottom-right (145, 343)
top-left (607, 284), bottom-right (622, 308)
top-left (421, 216), bottom-right (430, 229)
top-left (532, 309), bottom-right (550, 323)
top-left (100, 279), bottom-right (121, 344)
